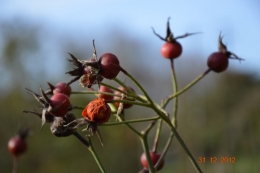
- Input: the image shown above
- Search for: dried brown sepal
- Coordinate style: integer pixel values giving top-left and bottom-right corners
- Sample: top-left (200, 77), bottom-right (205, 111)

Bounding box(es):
top-left (152, 17), bottom-right (201, 43)
top-left (25, 87), bottom-right (72, 126)
top-left (218, 32), bottom-right (244, 62)
top-left (66, 52), bottom-right (102, 87)
top-left (82, 122), bottom-right (104, 147)
top-left (79, 73), bottom-right (103, 88)
top-left (218, 33), bottom-right (228, 53)
top-left (50, 113), bottom-right (77, 137)
top-left (44, 82), bottom-right (55, 95)
top-left (68, 53), bottom-right (84, 67)
top-left (23, 110), bottom-right (54, 123)
top-left (64, 117), bottom-right (104, 147)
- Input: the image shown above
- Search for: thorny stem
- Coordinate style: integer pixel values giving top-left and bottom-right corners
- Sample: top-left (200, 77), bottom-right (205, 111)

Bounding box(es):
top-left (162, 68), bottom-right (211, 108)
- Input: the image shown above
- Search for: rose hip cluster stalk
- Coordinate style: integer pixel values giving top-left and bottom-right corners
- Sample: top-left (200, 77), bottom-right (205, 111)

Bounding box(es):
top-left (18, 18), bottom-right (243, 173)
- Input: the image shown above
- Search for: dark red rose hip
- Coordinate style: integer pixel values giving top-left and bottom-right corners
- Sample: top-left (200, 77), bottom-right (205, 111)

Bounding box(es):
top-left (99, 53), bottom-right (121, 79)
top-left (140, 151), bottom-right (164, 171)
top-left (113, 86), bottom-right (135, 109)
top-left (207, 52), bottom-right (229, 72)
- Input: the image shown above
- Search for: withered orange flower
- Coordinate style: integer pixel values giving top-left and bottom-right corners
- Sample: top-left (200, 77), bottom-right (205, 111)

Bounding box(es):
top-left (82, 98), bottom-right (111, 124)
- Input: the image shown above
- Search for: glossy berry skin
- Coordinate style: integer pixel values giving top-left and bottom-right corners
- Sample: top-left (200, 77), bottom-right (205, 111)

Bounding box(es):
top-left (161, 41), bottom-right (182, 59)
top-left (207, 52), bottom-right (229, 72)
top-left (82, 98), bottom-right (111, 124)
top-left (8, 136), bottom-right (27, 157)
top-left (53, 82), bottom-right (71, 97)
top-left (114, 86), bottom-right (135, 109)
top-left (49, 93), bottom-right (71, 117)
top-left (99, 53), bottom-right (121, 79)
top-left (140, 151), bottom-right (164, 171)
top-left (98, 86), bottom-right (114, 101)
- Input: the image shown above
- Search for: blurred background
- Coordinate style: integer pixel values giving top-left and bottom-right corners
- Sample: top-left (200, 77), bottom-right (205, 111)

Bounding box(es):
top-left (0, 1), bottom-right (259, 172)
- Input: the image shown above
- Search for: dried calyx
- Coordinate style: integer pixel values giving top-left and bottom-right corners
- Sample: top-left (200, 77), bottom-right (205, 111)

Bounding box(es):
top-left (218, 33), bottom-right (244, 61)
top-left (152, 17), bottom-right (200, 43)
top-left (50, 113), bottom-right (77, 137)
top-left (25, 88), bottom-right (72, 126)
top-left (23, 110), bottom-right (77, 137)
top-left (66, 53), bottom-right (103, 88)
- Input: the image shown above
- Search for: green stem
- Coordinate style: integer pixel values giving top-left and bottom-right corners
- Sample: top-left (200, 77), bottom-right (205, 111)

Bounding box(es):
top-left (122, 69), bottom-right (154, 105)
top-left (121, 68), bottom-right (203, 172)
top-left (110, 99), bottom-right (150, 107)
top-left (170, 126), bottom-right (202, 173)
top-left (88, 138), bottom-right (106, 173)
top-left (150, 104), bottom-right (203, 173)
top-left (140, 121), bottom-right (157, 173)
top-left (170, 59), bottom-right (178, 127)
top-left (72, 132), bottom-right (105, 173)
top-left (110, 104), bottom-right (142, 136)
top-left (141, 138), bottom-right (156, 173)
top-left (100, 116), bottom-right (160, 126)
top-left (117, 113), bottom-right (142, 136)
top-left (155, 132), bottom-right (173, 170)
top-left (12, 157), bottom-right (18, 173)
top-left (162, 68), bottom-right (211, 108)
top-left (152, 119), bottom-right (162, 152)
top-left (112, 79), bottom-right (147, 103)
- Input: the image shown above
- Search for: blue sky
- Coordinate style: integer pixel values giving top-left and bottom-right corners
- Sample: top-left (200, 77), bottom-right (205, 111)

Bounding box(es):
top-left (1, 0), bottom-right (260, 78)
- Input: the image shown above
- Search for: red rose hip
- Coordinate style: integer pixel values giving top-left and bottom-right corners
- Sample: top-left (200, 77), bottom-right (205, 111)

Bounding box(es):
top-left (98, 86), bottom-right (114, 101)
top-left (99, 53), bottom-right (121, 79)
top-left (48, 82), bottom-right (71, 97)
top-left (207, 52), bottom-right (229, 72)
top-left (114, 86), bottom-right (135, 109)
top-left (161, 41), bottom-right (182, 59)
top-left (8, 136), bottom-right (27, 157)
top-left (49, 93), bottom-right (71, 117)
top-left (140, 151), bottom-right (164, 171)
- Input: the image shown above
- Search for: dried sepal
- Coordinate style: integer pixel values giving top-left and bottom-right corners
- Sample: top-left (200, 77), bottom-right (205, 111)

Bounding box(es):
top-left (50, 113), bottom-right (77, 137)
top-left (152, 17), bottom-right (201, 43)
top-left (218, 33), bottom-right (227, 53)
top-left (66, 52), bottom-right (102, 87)
top-left (218, 32), bottom-right (244, 62)
top-left (23, 110), bottom-right (54, 123)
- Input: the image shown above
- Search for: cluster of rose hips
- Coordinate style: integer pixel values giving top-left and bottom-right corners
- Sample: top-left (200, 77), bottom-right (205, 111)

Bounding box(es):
top-left (22, 42), bottom-right (136, 143)
top-left (8, 18), bottom-right (243, 173)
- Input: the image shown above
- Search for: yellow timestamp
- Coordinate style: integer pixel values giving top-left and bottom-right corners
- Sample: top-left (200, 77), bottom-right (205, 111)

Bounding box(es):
top-left (198, 157), bottom-right (236, 163)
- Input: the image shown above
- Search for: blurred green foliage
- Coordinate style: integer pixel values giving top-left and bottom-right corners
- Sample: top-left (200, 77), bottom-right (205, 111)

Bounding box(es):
top-left (0, 19), bottom-right (259, 173)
